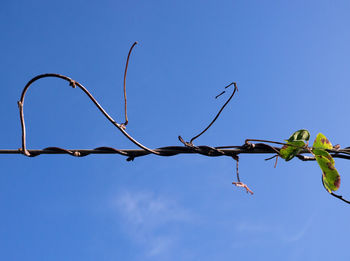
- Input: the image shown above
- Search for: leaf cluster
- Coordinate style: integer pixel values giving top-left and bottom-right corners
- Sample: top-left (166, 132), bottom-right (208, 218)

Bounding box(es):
top-left (280, 130), bottom-right (340, 194)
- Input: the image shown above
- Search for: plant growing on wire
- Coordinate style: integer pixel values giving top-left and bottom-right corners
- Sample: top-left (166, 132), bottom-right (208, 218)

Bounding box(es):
top-left (2, 42), bottom-right (350, 204)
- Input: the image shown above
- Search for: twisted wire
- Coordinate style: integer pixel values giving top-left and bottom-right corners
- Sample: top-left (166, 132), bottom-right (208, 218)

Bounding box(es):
top-left (6, 42), bottom-right (350, 205)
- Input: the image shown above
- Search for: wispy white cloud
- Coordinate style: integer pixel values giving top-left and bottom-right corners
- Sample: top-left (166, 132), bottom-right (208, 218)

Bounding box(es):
top-left (116, 190), bottom-right (191, 226)
top-left (147, 236), bottom-right (173, 257)
top-left (235, 222), bottom-right (271, 233)
top-left (114, 190), bottom-right (192, 258)
top-left (233, 214), bottom-right (314, 245)
top-left (280, 215), bottom-right (314, 243)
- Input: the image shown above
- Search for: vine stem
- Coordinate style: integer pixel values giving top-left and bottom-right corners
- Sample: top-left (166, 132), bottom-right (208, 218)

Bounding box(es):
top-left (11, 42), bottom-right (350, 206)
top-left (122, 41), bottom-right (138, 127)
top-left (189, 82), bottom-right (238, 144)
top-left (18, 73), bottom-right (161, 157)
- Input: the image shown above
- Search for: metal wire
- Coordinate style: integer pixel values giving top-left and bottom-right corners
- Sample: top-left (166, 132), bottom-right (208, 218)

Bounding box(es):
top-left (0, 144), bottom-right (279, 159)
top-left (2, 145), bottom-right (349, 160)
top-left (4, 42), bottom-right (350, 205)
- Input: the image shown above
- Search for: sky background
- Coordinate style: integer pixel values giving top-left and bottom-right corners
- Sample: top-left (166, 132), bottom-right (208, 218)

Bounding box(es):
top-left (1, 0), bottom-right (350, 260)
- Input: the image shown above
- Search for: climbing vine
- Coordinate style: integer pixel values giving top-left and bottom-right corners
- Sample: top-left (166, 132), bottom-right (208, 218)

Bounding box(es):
top-left (259, 130), bottom-right (344, 201)
top-left (1, 42), bottom-right (349, 205)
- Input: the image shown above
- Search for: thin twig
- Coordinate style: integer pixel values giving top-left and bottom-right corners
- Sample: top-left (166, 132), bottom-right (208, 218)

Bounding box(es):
top-left (330, 192), bottom-right (350, 204)
top-left (246, 139), bottom-right (299, 148)
top-left (321, 177), bottom-right (350, 205)
top-left (274, 155), bottom-right (279, 168)
top-left (189, 82), bottom-right (238, 144)
top-left (215, 82), bottom-right (232, 99)
top-left (232, 182), bottom-right (254, 195)
top-left (215, 91), bottom-right (225, 99)
top-left (122, 41), bottom-right (138, 127)
top-left (18, 73), bottom-right (161, 157)
top-left (231, 155), bottom-right (254, 194)
top-left (264, 154), bottom-right (279, 168)
top-left (265, 155), bottom-right (278, 161)
top-left (233, 155), bottom-right (240, 182)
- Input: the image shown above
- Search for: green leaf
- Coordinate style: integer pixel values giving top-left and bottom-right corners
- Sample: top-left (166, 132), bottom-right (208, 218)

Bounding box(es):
top-left (313, 148), bottom-right (340, 192)
top-left (280, 130), bottom-right (309, 161)
top-left (287, 129), bottom-right (310, 142)
top-left (312, 134), bottom-right (340, 192)
top-left (312, 133), bottom-right (333, 150)
top-left (280, 140), bottom-right (305, 161)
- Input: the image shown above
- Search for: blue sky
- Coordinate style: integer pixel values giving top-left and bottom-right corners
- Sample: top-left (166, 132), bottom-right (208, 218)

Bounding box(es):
top-left (1, 0), bottom-right (350, 260)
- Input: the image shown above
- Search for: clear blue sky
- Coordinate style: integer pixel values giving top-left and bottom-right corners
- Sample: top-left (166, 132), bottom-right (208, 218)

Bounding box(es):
top-left (1, 0), bottom-right (350, 260)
